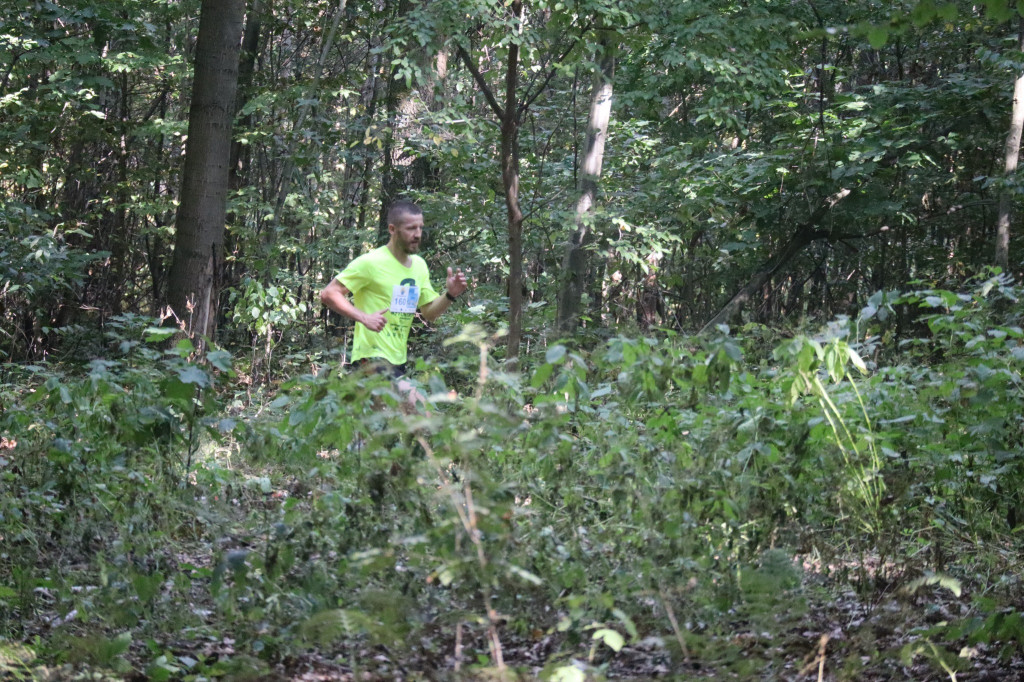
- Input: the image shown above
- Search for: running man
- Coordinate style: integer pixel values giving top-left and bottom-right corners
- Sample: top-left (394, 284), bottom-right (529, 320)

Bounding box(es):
top-left (319, 200), bottom-right (468, 383)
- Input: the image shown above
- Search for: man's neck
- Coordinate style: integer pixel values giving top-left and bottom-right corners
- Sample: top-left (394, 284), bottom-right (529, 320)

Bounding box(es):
top-left (386, 241), bottom-right (411, 266)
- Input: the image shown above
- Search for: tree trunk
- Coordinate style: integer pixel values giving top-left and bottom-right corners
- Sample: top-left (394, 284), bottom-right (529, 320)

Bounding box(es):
top-left (996, 17), bottom-right (1024, 271)
top-left (456, 0), bottom-right (583, 362)
top-left (378, 0), bottom-right (446, 241)
top-left (229, 0), bottom-right (262, 192)
top-left (556, 36), bottom-right (615, 334)
top-left (501, 1), bottom-right (525, 364)
top-left (271, 0), bottom-right (347, 227)
top-left (167, 0), bottom-right (245, 339)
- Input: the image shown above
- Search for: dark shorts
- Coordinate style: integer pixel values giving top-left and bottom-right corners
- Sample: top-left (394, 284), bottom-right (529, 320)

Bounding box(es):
top-left (354, 358), bottom-right (408, 379)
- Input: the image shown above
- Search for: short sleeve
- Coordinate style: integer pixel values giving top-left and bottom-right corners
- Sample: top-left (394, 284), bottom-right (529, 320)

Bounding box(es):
top-left (337, 254), bottom-right (370, 294)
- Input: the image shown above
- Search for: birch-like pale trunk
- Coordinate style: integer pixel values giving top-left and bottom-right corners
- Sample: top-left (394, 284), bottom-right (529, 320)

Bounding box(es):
top-left (556, 37), bottom-right (615, 334)
top-left (996, 18), bottom-right (1024, 271)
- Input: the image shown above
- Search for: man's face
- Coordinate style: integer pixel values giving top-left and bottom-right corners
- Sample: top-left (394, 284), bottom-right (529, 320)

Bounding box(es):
top-left (390, 211), bottom-right (424, 255)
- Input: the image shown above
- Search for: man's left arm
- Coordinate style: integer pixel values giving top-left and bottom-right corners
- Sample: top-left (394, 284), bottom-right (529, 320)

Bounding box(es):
top-left (420, 266), bottom-right (468, 323)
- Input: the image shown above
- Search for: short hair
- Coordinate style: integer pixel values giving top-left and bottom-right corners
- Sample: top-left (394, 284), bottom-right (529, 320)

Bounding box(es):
top-left (387, 200), bottom-right (422, 226)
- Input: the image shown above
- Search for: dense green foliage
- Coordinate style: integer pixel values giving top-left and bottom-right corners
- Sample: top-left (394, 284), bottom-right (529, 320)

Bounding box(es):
top-left (3, 276), bottom-right (1024, 678)
top-left (4, 0), bottom-right (1024, 678)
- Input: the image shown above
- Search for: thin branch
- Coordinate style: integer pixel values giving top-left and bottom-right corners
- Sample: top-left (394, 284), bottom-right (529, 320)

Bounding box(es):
top-left (457, 44), bottom-right (505, 120)
top-left (518, 25), bottom-right (590, 117)
top-left (830, 227), bottom-right (888, 241)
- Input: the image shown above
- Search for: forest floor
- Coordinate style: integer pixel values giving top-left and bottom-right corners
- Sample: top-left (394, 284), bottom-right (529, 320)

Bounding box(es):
top-left (19, 548), bottom-right (1020, 681)
top-left (271, 567), bottom-right (1024, 681)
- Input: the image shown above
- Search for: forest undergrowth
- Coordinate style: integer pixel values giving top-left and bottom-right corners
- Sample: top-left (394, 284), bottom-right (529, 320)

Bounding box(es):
top-left (2, 274), bottom-right (1024, 681)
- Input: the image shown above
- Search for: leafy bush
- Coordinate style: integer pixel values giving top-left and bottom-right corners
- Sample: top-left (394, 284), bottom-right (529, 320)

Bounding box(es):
top-left (3, 276), bottom-right (1024, 677)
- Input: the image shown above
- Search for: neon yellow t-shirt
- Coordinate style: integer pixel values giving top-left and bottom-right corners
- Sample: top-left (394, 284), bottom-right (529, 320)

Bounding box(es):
top-left (337, 246), bottom-right (439, 365)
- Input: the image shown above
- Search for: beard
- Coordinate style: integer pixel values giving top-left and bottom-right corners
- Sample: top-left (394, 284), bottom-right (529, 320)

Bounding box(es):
top-left (399, 235), bottom-right (421, 254)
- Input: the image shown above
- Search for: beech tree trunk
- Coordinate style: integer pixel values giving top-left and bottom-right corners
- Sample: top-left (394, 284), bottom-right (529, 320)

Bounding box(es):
top-left (556, 36), bottom-right (615, 334)
top-left (996, 18), bottom-right (1024, 271)
top-left (167, 0), bottom-right (245, 340)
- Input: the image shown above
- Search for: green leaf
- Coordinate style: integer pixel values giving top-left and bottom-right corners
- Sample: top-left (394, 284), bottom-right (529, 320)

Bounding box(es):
top-left (178, 365), bottom-right (210, 387)
top-left (161, 377), bottom-right (194, 403)
top-left (207, 350), bottom-right (233, 372)
top-left (592, 628), bottom-right (625, 652)
top-left (936, 2), bottom-right (958, 20)
top-left (986, 0), bottom-right (1014, 21)
top-left (144, 326), bottom-right (176, 342)
top-left (612, 608), bottom-right (639, 640)
top-left (846, 347), bottom-right (868, 374)
top-left (868, 27), bottom-right (888, 49)
top-left (546, 345), bottom-right (567, 364)
top-left (549, 665), bottom-right (586, 682)
top-left (531, 363), bottom-right (554, 388)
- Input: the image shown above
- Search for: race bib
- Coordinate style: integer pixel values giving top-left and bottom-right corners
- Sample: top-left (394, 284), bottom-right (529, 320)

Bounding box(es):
top-left (390, 284), bottom-right (419, 313)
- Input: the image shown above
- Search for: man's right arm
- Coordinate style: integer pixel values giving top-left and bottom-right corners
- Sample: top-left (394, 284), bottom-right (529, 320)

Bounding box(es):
top-left (320, 279), bottom-right (387, 332)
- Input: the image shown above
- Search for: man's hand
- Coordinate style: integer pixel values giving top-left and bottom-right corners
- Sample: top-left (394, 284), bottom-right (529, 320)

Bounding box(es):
top-left (446, 267), bottom-right (468, 298)
top-left (361, 308), bottom-right (388, 333)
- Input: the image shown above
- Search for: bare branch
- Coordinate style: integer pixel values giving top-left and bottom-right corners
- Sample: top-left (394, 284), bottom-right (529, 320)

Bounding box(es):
top-left (457, 44), bottom-right (505, 120)
top-left (518, 24), bottom-right (590, 117)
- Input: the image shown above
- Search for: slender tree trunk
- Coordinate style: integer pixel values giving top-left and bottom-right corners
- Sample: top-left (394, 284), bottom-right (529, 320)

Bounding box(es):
top-left (378, 0), bottom-right (415, 239)
top-left (378, 0), bottom-right (446, 240)
top-left (501, 1), bottom-right (525, 364)
top-left (996, 18), bottom-right (1024, 271)
top-left (271, 0), bottom-right (347, 225)
top-left (229, 0), bottom-right (262, 191)
top-left (457, 0), bottom-right (582, 361)
top-left (556, 36), bottom-right (615, 334)
top-left (167, 0), bottom-right (245, 339)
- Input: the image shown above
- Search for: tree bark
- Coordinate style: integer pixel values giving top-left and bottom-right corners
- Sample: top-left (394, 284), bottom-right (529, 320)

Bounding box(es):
top-left (995, 17), bottom-right (1024, 271)
top-left (167, 0), bottom-right (245, 340)
top-left (229, 0), bottom-right (262, 192)
top-left (556, 35), bottom-right (615, 334)
top-left (504, 2), bottom-right (525, 364)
